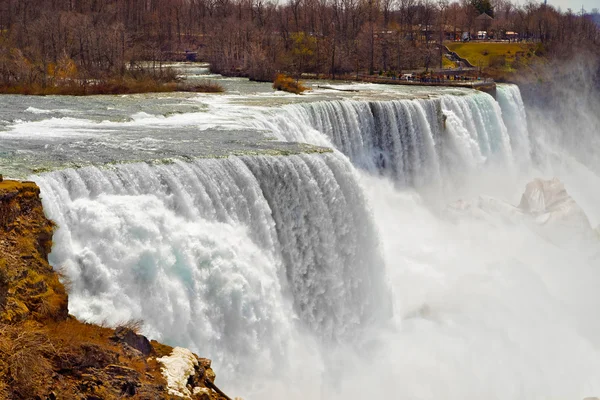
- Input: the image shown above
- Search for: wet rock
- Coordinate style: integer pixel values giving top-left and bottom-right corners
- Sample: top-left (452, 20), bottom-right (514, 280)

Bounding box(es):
top-left (518, 177), bottom-right (594, 243)
top-left (446, 178), bottom-right (596, 244)
top-left (518, 177), bottom-right (591, 229)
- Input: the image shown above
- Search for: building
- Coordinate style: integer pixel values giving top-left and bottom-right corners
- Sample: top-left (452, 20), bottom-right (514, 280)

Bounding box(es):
top-left (475, 12), bottom-right (494, 36)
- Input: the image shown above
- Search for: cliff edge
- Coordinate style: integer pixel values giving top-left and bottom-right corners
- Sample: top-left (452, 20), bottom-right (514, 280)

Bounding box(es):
top-left (0, 178), bottom-right (231, 400)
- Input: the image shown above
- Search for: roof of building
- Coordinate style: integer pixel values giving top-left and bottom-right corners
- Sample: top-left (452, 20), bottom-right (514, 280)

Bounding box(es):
top-left (476, 12), bottom-right (494, 20)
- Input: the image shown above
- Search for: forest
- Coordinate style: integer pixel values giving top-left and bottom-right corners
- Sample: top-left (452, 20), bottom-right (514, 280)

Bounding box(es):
top-left (0, 0), bottom-right (598, 92)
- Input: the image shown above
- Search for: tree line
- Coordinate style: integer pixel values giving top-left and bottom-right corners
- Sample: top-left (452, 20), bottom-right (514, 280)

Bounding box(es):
top-left (0, 0), bottom-right (598, 88)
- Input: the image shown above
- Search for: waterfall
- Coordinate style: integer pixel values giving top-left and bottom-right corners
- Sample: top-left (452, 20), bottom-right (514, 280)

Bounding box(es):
top-left (27, 83), bottom-right (600, 399)
top-left (32, 88), bottom-right (530, 365)
top-left (249, 87), bottom-right (525, 187)
top-left (496, 84), bottom-right (531, 165)
top-left (33, 152), bottom-right (389, 376)
top-left (251, 98), bottom-right (443, 186)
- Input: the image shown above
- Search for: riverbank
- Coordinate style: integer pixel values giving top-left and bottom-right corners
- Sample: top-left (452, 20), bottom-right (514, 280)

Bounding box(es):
top-left (0, 79), bottom-right (224, 96)
top-left (0, 178), bottom-right (231, 399)
top-left (338, 73), bottom-right (497, 97)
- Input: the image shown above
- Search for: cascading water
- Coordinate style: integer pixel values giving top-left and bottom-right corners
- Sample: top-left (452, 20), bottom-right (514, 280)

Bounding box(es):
top-left (25, 82), bottom-right (600, 399)
top-left (248, 89), bottom-right (521, 189)
top-left (34, 152), bottom-right (389, 377)
top-left (250, 98), bottom-right (442, 186)
top-left (496, 84), bottom-right (531, 165)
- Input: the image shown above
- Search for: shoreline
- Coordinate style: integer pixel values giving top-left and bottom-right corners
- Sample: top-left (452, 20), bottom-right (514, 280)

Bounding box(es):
top-left (0, 80), bottom-right (224, 96)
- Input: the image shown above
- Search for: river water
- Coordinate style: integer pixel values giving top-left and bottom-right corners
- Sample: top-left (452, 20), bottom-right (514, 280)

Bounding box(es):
top-left (1, 64), bottom-right (599, 399)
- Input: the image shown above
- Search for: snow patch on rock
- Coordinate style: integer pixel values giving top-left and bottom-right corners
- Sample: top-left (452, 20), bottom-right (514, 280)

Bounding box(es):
top-left (157, 347), bottom-right (198, 398)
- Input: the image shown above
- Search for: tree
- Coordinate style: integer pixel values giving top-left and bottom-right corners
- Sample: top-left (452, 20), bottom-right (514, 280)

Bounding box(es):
top-left (290, 32), bottom-right (317, 78)
top-left (471, 0), bottom-right (493, 17)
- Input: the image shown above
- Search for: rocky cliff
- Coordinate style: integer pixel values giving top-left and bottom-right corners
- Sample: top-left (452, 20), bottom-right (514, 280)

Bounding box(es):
top-left (0, 178), bottom-right (232, 400)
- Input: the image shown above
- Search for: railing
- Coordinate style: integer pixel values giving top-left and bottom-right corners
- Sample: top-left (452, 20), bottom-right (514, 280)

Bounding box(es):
top-left (354, 73), bottom-right (494, 87)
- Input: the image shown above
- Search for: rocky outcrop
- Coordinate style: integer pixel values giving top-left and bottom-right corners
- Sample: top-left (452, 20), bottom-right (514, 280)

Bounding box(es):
top-left (518, 178), bottom-right (592, 231)
top-left (0, 180), bottom-right (67, 323)
top-left (446, 177), bottom-right (596, 244)
top-left (0, 179), bottom-right (231, 400)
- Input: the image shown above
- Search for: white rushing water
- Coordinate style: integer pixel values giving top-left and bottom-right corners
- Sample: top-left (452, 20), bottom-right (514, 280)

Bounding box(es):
top-left (29, 83), bottom-right (600, 399)
top-left (34, 153), bottom-right (390, 379)
top-left (243, 90), bottom-right (518, 193)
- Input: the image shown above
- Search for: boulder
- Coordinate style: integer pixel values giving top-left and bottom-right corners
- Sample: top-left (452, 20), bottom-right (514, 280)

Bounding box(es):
top-left (110, 326), bottom-right (153, 356)
top-left (446, 178), bottom-right (596, 244)
top-left (518, 177), bottom-right (592, 230)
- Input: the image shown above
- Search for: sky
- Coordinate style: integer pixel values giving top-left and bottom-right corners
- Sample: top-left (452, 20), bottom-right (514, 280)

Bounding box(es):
top-left (533, 0), bottom-right (599, 13)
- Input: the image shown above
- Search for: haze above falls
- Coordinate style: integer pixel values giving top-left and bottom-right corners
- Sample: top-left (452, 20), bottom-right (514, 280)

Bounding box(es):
top-left (2, 64), bottom-right (600, 399)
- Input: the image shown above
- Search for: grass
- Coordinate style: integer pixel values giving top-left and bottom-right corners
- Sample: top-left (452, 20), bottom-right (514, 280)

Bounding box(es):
top-left (0, 321), bottom-right (55, 398)
top-left (446, 42), bottom-right (536, 69)
top-left (0, 179), bottom-right (38, 194)
top-left (442, 56), bottom-right (457, 69)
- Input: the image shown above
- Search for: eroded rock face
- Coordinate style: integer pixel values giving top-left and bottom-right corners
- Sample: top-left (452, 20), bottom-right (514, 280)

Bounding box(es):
top-left (0, 180), bottom-right (67, 323)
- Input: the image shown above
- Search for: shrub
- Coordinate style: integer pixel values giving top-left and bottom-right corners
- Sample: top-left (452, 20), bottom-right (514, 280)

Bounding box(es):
top-left (272, 74), bottom-right (308, 94)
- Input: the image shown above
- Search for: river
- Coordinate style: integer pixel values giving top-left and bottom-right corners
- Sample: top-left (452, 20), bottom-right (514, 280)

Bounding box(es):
top-left (1, 64), bottom-right (599, 399)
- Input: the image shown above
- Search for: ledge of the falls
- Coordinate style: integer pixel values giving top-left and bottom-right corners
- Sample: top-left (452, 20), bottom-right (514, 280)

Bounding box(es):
top-left (0, 179), bottom-right (231, 400)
